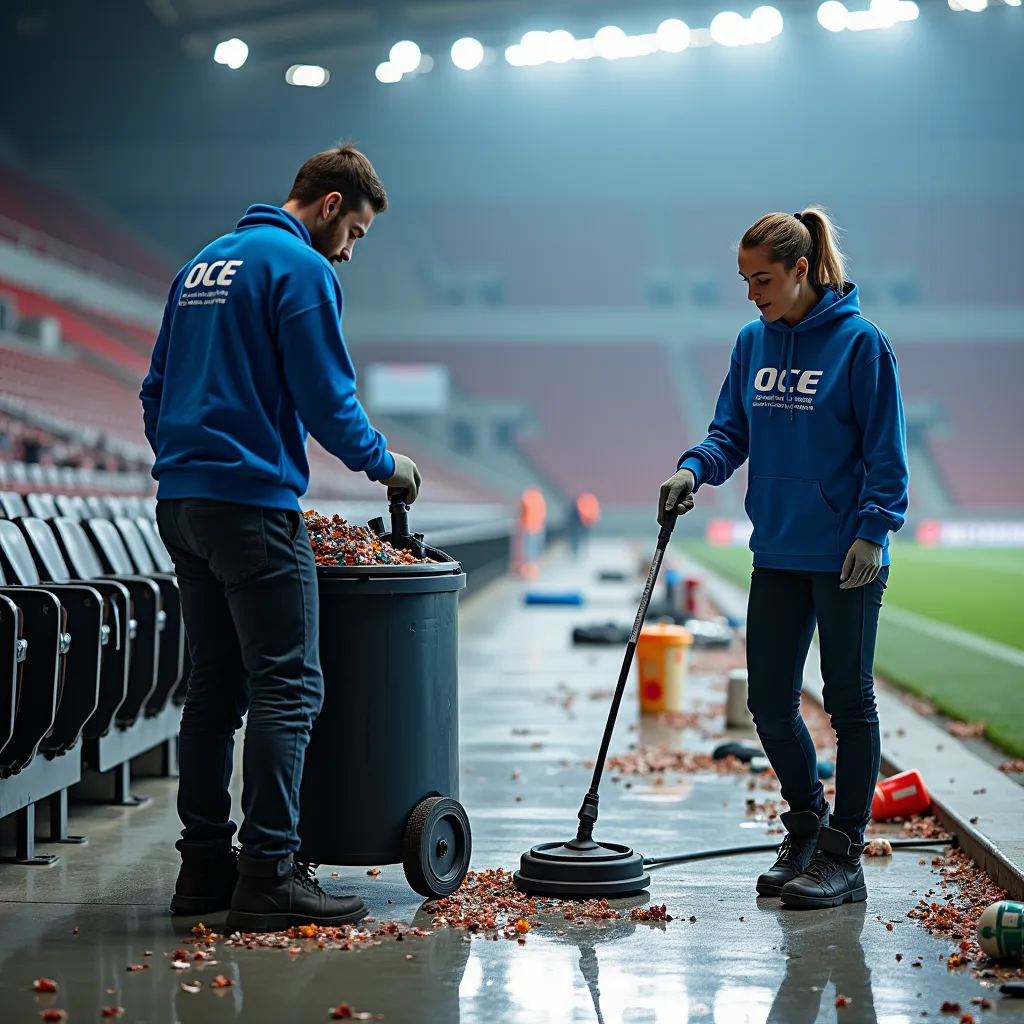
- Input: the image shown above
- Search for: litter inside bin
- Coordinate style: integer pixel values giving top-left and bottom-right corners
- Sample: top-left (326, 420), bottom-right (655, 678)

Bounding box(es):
top-left (303, 510), bottom-right (430, 567)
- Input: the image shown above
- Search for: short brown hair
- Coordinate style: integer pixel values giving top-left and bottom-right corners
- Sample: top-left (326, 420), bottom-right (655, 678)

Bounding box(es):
top-left (287, 143), bottom-right (388, 213)
top-left (740, 207), bottom-right (847, 291)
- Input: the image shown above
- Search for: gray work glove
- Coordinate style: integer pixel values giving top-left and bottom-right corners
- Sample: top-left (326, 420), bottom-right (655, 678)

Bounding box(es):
top-left (383, 452), bottom-right (421, 504)
top-left (658, 468), bottom-right (695, 526)
top-left (840, 538), bottom-right (883, 590)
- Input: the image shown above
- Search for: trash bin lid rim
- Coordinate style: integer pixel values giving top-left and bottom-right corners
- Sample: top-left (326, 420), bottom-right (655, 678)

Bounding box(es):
top-left (317, 558), bottom-right (462, 578)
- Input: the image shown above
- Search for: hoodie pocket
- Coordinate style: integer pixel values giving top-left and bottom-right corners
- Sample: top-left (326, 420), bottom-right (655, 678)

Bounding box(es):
top-left (745, 477), bottom-right (841, 556)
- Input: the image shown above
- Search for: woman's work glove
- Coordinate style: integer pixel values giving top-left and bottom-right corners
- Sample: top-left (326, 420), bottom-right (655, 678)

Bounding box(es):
top-left (658, 468), bottom-right (696, 526)
top-left (839, 538), bottom-right (883, 590)
top-left (383, 452), bottom-right (422, 504)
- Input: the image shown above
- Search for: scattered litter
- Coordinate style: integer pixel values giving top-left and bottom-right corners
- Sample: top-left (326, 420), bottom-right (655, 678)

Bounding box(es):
top-left (572, 623), bottom-right (630, 646)
top-left (102, 1009), bottom-right (125, 1019)
top-left (999, 759), bottom-right (1024, 774)
top-left (210, 975), bottom-right (233, 988)
top-left (835, 995), bottom-right (851, 1008)
top-left (180, 982), bottom-right (201, 994)
top-left (32, 979), bottom-right (58, 993)
top-left (872, 770), bottom-right (931, 821)
top-left (304, 511), bottom-right (427, 567)
top-left (367, 868), bottom-right (381, 877)
top-left (39, 1012), bottom-right (66, 1022)
top-left (946, 721), bottom-right (985, 739)
top-left (864, 838), bottom-right (893, 857)
top-left (940, 1002), bottom-right (960, 1013)
top-left (126, 964), bottom-right (148, 972)
top-left (629, 905), bottom-right (672, 922)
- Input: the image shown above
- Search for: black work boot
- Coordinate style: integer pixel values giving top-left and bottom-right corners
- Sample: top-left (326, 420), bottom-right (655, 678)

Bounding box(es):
top-left (170, 848), bottom-right (239, 915)
top-left (225, 853), bottom-right (368, 933)
top-left (756, 808), bottom-right (828, 897)
top-left (780, 826), bottom-right (867, 909)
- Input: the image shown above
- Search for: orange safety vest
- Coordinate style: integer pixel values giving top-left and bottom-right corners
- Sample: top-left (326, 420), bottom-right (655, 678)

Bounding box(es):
top-left (576, 493), bottom-right (600, 528)
top-left (519, 488), bottom-right (547, 533)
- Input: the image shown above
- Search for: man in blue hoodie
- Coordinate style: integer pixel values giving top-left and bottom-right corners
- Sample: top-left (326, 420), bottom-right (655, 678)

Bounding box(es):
top-left (141, 144), bottom-right (419, 930)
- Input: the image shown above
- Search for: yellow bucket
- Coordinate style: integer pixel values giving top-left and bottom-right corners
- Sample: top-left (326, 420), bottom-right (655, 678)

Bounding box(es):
top-left (637, 623), bottom-right (693, 714)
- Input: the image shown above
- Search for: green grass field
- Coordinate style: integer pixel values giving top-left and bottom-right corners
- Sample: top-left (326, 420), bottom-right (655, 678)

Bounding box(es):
top-left (680, 540), bottom-right (1024, 756)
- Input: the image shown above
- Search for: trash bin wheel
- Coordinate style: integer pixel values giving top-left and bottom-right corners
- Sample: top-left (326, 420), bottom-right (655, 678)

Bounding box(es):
top-left (402, 796), bottom-right (472, 898)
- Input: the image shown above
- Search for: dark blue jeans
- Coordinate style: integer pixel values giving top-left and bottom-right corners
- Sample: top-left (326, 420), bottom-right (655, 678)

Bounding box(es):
top-left (745, 566), bottom-right (888, 846)
top-left (157, 499), bottom-right (323, 861)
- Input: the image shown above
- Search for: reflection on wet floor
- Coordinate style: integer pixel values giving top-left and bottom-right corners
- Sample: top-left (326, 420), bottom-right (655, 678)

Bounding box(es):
top-left (0, 542), bottom-right (1020, 1023)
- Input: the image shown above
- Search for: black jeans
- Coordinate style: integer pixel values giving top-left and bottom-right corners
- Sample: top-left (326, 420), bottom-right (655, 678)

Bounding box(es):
top-left (745, 566), bottom-right (888, 846)
top-left (156, 499), bottom-right (323, 861)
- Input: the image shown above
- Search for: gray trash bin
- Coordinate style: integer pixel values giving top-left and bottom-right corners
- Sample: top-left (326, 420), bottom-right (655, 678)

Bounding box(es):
top-left (297, 510), bottom-right (470, 898)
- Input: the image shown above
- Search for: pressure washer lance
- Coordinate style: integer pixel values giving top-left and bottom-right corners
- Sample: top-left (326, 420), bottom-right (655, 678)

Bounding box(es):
top-left (513, 510), bottom-right (681, 897)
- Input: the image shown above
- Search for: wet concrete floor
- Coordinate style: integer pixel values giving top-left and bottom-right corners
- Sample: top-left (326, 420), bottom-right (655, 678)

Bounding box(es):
top-left (0, 540), bottom-right (1020, 1023)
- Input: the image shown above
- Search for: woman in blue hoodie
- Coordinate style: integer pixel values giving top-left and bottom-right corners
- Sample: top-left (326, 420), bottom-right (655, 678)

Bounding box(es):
top-left (659, 208), bottom-right (909, 909)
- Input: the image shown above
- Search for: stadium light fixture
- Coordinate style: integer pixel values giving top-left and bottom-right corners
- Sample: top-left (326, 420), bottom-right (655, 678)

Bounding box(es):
top-left (656, 18), bottom-right (692, 52)
top-left (710, 8), bottom-right (784, 46)
top-left (375, 61), bottom-right (403, 83)
top-left (389, 40), bottom-right (422, 74)
top-left (213, 38), bottom-right (248, 69)
top-left (451, 36), bottom-right (484, 70)
top-left (285, 64), bottom-right (329, 87)
top-left (502, 9), bottom-right (775, 70)
top-left (817, 0), bottom-right (918, 32)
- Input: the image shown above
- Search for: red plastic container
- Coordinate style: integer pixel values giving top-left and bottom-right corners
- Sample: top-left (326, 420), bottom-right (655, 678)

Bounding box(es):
top-left (684, 577), bottom-right (701, 617)
top-left (871, 769), bottom-right (931, 821)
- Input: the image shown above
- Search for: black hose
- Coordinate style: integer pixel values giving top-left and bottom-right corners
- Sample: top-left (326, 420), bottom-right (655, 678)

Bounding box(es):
top-left (643, 835), bottom-right (956, 868)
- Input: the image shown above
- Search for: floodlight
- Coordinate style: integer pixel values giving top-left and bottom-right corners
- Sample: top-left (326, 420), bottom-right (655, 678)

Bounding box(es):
top-left (451, 37), bottom-right (484, 70)
top-left (390, 40), bottom-right (422, 74)
top-left (213, 38), bottom-right (248, 69)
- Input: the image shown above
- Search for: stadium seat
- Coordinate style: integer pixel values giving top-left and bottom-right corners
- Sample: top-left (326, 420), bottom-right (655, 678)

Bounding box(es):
top-left (0, 575), bottom-right (66, 777)
top-left (19, 516), bottom-right (131, 741)
top-left (0, 596), bottom-right (25, 756)
top-left (83, 518), bottom-right (180, 718)
top-left (49, 517), bottom-right (159, 728)
top-left (0, 521), bottom-right (104, 756)
top-left (107, 517), bottom-right (184, 711)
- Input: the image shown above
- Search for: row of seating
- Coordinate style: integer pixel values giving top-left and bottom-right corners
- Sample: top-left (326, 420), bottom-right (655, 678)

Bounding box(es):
top-left (0, 491), bottom-right (183, 863)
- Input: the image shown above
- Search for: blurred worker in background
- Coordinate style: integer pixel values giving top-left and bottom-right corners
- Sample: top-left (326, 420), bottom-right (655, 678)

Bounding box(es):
top-left (659, 208), bottom-right (908, 911)
top-left (141, 144), bottom-right (421, 932)
top-left (517, 487), bottom-right (547, 578)
top-left (568, 491), bottom-right (601, 558)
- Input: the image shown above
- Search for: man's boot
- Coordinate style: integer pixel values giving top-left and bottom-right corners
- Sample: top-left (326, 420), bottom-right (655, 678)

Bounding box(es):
top-left (756, 808), bottom-right (828, 897)
top-left (780, 826), bottom-right (867, 909)
top-left (225, 853), bottom-right (368, 932)
top-left (170, 848), bottom-right (239, 915)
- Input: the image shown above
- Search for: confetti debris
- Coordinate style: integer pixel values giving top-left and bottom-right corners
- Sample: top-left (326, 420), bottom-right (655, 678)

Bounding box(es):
top-left (102, 1009), bottom-right (125, 1019)
top-left (629, 905), bottom-right (673, 923)
top-left (304, 512), bottom-right (428, 567)
top-left (32, 979), bottom-right (58, 993)
top-left (940, 1002), bottom-right (961, 1013)
top-left (864, 838), bottom-right (893, 858)
top-left (946, 721), bottom-right (985, 739)
top-left (126, 964), bottom-right (148, 972)
top-left (39, 1012), bottom-right (67, 1022)
top-left (835, 995), bottom-right (851, 1008)
top-left (210, 975), bottom-right (234, 988)
top-left (998, 759), bottom-right (1024, 774)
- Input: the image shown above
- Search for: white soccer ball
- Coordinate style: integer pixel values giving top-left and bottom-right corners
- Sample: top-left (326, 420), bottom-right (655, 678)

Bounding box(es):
top-left (977, 900), bottom-right (1024, 961)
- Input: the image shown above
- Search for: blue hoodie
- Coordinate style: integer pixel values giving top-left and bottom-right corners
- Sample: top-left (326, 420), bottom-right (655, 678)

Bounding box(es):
top-left (679, 284), bottom-right (909, 572)
top-left (140, 205), bottom-right (394, 511)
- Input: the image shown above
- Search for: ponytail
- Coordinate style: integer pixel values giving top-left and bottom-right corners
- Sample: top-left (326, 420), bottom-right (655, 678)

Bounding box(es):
top-left (740, 206), bottom-right (848, 291)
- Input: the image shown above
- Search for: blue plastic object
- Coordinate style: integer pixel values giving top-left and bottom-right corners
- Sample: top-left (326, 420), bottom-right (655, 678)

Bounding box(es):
top-left (524, 592), bottom-right (585, 606)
